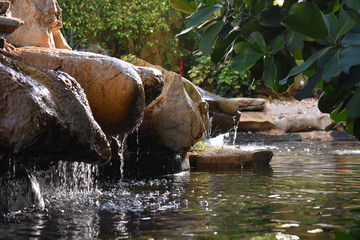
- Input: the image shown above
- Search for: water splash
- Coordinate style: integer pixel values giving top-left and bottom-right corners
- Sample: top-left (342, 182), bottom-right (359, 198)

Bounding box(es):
top-left (232, 111), bottom-right (241, 145)
top-left (26, 170), bottom-right (45, 210)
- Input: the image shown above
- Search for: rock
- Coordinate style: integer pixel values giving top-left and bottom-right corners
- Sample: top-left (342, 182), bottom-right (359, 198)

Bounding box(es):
top-left (134, 66), bottom-right (164, 106)
top-left (0, 1), bottom-right (11, 16)
top-left (197, 87), bottom-right (267, 113)
top-left (15, 46), bottom-right (145, 135)
top-left (82, 44), bottom-right (110, 56)
top-left (187, 145), bottom-right (273, 171)
top-left (0, 53), bottom-right (111, 165)
top-left (0, 16), bottom-right (23, 34)
top-left (210, 110), bottom-right (241, 134)
top-left (5, 0), bottom-right (71, 50)
top-left (265, 99), bottom-right (335, 132)
top-left (239, 112), bottom-right (276, 131)
top-left (131, 59), bottom-right (211, 153)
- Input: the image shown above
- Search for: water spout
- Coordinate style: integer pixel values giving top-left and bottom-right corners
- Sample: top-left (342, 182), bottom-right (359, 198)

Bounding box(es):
top-left (233, 111), bottom-right (241, 145)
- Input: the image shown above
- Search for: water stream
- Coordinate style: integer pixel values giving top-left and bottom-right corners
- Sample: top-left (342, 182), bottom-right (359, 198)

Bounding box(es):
top-left (1, 141), bottom-right (360, 239)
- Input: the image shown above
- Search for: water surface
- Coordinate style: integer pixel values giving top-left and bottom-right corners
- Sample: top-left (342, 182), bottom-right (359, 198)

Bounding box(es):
top-left (1, 141), bottom-right (360, 239)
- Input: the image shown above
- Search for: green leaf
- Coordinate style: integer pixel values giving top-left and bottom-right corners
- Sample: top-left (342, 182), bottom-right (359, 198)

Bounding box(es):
top-left (340, 45), bottom-right (360, 73)
top-left (323, 49), bottom-right (341, 82)
top-left (281, 2), bottom-right (329, 39)
top-left (285, 31), bottom-right (304, 53)
top-left (185, 4), bottom-right (222, 29)
top-left (346, 86), bottom-right (360, 118)
top-left (342, 33), bottom-right (360, 47)
top-left (280, 47), bottom-right (331, 85)
top-left (259, 7), bottom-right (283, 27)
top-left (211, 31), bottom-right (239, 64)
top-left (343, 0), bottom-right (360, 24)
top-left (240, 19), bottom-right (266, 39)
top-left (337, 7), bottom-right (356, 39)
top-left (231, 49), bottom-right (263, 72)
top-left (294, 69), bottom-right (323, 100)
top-left (234, 41), bottom-right (251, 54)
top-left (330, 106), bottom-right (348, 122)
top-left (170, 0), bottom-right (197, 14)
top-left (270, 35), bottom-right (285, 55)
top-left (262, 58), bottom-right (277, 87)
top-left (200, 21), bottom-right (224, 54)
top-left (324, 13), bottom-right (338, 42)
top-left (248, 32), bottom-right (267, 53)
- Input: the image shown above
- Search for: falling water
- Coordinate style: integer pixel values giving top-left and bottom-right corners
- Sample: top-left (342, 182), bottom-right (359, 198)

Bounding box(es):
top-left (113, 134), bottom-right (127, 182)
top-left (232, 111), bottom-right (241, 145)
top-left (26, 170), bottom-right (45, 210)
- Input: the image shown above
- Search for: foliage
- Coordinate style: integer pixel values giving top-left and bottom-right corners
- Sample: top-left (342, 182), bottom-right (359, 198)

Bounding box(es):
top-left (188, 55), bottom-right (263, 97)
top-left (60, 27), bottom-right (90, 50)
top-left (192, 141), bottom-right (209, 151)
top-left (58, 0), bottom-right (179, 62)
top-left (171, 0), bottom-right (360, 140)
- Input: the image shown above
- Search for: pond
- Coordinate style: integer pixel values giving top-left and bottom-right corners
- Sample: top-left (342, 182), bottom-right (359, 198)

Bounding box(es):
top-left (1, 141), bottom-right (360, 239)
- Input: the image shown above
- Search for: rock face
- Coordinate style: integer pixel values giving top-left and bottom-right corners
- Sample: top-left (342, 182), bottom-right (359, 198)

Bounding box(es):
top-left (15, 47), bottom-right (145, 135)
top-left (5, 0), bottom-right (71, 49)
top-left (0, 53), bottom-right (111, 165)
top-left (131, 59), bottom-right (211, 153)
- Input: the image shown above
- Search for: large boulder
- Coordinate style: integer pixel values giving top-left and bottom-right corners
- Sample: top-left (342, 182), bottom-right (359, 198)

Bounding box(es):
top-left (15, 46), bottom-right (145, 135)
top-left (131, 59), bottom-right (211, 153)
top-left (0, 53), bottom-right (111, 166)
top-left (5, 0), bottom-right (71, 49)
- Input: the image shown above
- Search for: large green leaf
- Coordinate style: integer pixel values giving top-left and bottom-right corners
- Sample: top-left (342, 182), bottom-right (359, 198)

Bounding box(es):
top-left (199, 21), bottom-right (224, 54)
top-left (234, 41), bottom-right (251, 54)
top-left (185, 4), bottom-right (222, 29)
top-left (330, 106), bottom-right (348, 122)
top-left (170, 0), bottom-right (197, 14)
top-left (285, 31), bottom-right (304, 53)
top-left (211, 31), bottom-right (239, 63)
top-left (281, 2), bottom-right (329, 39)
top-left (337, 7), bottom-right (356, 39)
top-left (323, 49), bottom-right (341, 82)
top-left (340, 45), bottom-right (360, 73)
top-left (343, 0), bottom-right (360, 24)
top-left (342, 33), bottom-right (360, 47)
top-left (324, 13), bottom-right (338, 42)
top-left (294, 69), bottom-right (323, 100)
top-left (346, 86), bottom-right (360, 118)
top-left (270, 35), bottom-right (285, 55)
top-left (259, 7), bottom-right (283, 27)
top-left (280, 47), bottom-right (331, 84)
top-left (262, 58), bottom-right (277, 87)
top-left (248, 31), bottom-right (267, 53)
top-left (231, 49), bottom-right (263, 72)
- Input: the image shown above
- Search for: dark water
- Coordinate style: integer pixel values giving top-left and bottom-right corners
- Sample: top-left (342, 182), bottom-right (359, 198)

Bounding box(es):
top-left (2, 141), bottom-right (360, 240)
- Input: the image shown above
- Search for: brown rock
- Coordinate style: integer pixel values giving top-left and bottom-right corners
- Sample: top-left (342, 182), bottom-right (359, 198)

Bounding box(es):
top-left (239, 112), bottom-right (276, 131)
top-left (0, 53), bottom-right (111, 164)
top-left (131, 59), bottom-right (211, 152)
top-left (134, 66), bottom-right (164, 106)
top-left (0, 15), bottom-right (23, 34)
top-left (187, 145), bottom-right (273, 171)
top-left (0, 1), bottom-right (11, 16)
top-left (6, 0), bottom-right (71, 49)
top-left (217, 97), bottom-right (267, 115)
top-left (16, 46), bottom-right (145, 135)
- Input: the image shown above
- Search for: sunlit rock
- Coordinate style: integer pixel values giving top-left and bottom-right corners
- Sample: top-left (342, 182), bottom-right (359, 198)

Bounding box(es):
top-left (0, 53), bottom-right (111, 165)
top-left (131, 59), bottom-right (211, 153)
top-left (187, 145), bottom-right (273, 170)
top-left (0, 1), bottom-right (23, 36)
top-left (16, 46), bottom-right (145, 135)
top-left (5, 0), bottom-right (71, 49)
top-left (239, 112), bottom-right (276, 131)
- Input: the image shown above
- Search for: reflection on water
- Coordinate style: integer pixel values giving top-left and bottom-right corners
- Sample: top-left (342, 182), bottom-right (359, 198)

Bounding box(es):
top-left (1, 141), bottom-right (360, 239)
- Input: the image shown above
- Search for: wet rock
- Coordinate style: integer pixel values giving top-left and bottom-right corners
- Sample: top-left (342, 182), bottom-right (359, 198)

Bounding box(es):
top-left (130, 59), bottom-right (211, 153)
top-left (5, 0), bottom-right (71, 49)
top-left (16, 46), bottom-right (145, 135)
top-left (187, 145), bottom-right (273, 171)
top-left (0, 53), bottom-right (111, 165)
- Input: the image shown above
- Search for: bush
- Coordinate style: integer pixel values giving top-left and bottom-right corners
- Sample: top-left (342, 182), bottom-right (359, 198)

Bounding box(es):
top-left (188, 55), bottom-right (263, 98)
